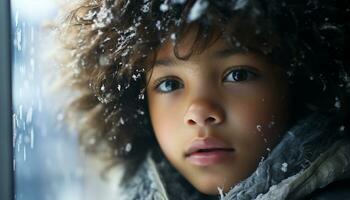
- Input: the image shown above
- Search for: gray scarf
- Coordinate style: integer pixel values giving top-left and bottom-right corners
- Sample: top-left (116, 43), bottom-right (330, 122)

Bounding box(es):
top-left (120, 113), bottom-right (350, 200)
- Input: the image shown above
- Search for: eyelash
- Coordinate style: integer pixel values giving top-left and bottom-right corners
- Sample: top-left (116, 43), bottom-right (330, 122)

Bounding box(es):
top-left (223, 67), bottom-right (258, 83)
top-left (153, 67), bottom-right (258, 93)
top-left (153, 76), bottom-right (184, 94)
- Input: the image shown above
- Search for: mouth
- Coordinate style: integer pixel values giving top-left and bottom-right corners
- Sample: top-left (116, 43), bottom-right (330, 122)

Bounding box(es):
top-left (185, 137), bottom-right (234, 166)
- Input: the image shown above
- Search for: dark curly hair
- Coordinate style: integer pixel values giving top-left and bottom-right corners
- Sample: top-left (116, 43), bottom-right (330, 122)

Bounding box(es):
top-left (57, 0), bottom-right (350, 174)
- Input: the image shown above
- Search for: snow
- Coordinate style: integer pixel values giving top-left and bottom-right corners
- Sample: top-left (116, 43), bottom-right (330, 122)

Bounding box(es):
top-left (30, 128), bottom-right (34, 149)
top-left (170, 33), bottom-right (176, 41)
top-left (281, 162), bottom-right (288, 172)
top-left (89, 137), bottom-right (96, 145)
top-left (26, 107), bottom-right (33, 123)
top-left (125, 143), bottom-right (132, 152)
top-left (93, 5), bottom-right (113, 29)
top-left (141, 3), bottom-right (150, 13)
top-left (119, 117), bottom-right (125, 125)
top-left (160, 3), bottom-right (169, 12)
top-left (233, 0), bottom-right (248, 10)
top-left (256, 125), bottom-right (262, 132)
top-left (171, 0), bottom-right (187, 4)
top-left (268, 121), bottom-right (275, 128)
top-left (99, 55), bottom-right (111, 66)
top-left (83, 10), bottom-right (97, 21)
top-left (132, 73), bottom-right (141, 81)
top-left (334, 97), bottom-right (341, 108)
top-left (156, 20), bottom-right (161, 30)
top-left (217, 186), bottom-right (225, 199)
top-left (187, 0), bottom-right (208, 22)
top-left (138, 93), bottom-right (145, 100)
top-left (57, 113), bottom-right (64, 121)
top-left (16, 28), bottom-right (22, 51)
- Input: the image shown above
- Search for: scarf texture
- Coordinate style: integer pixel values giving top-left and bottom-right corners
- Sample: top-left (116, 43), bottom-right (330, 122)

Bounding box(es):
top-left (120, 113), bottom-right (350, 200)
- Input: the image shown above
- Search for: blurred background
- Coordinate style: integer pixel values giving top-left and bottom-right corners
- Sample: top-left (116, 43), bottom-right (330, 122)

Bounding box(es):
top-left (11, 0), bottom-right (121, 199)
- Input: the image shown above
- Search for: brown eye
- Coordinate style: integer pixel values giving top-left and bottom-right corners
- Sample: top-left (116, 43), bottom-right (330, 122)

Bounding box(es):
top-left (224, 69), bottom-right (257, 82)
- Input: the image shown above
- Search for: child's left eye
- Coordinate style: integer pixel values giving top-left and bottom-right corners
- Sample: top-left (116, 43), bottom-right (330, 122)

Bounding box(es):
top-left (223, 68), bottom-right (257, 82)
top-left (155, 78), bottom-right (184, 93)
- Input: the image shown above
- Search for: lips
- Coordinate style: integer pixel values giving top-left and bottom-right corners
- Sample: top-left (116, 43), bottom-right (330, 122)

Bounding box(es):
top-left (185, 137), bottom-right (234, 166)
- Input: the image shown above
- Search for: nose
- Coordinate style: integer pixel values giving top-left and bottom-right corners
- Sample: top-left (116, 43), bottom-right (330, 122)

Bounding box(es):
top-left (184, 99), bottom-right (225, 127)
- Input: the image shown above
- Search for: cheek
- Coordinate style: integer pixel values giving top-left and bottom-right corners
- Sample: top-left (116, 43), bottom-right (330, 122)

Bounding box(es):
top-left (227, 85), bottom-right (289, 144)
top-left (147, 96), bottom-right (183, 155)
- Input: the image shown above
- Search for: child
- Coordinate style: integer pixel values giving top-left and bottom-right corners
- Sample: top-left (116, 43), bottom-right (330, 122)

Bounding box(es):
top-left (57, 0), bottom-right (350, 199)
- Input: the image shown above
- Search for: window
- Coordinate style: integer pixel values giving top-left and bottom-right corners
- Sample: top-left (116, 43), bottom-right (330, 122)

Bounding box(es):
top-left (2, 1), bottom-right (120, 200)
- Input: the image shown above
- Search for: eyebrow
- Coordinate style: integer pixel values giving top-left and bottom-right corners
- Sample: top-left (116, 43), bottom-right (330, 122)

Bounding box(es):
top-left (154, 59), bottom-right (177, 67)
top-left (213, 47), bottom-right (247, 58)
top-left (154, 47), bottom-right (247, 67)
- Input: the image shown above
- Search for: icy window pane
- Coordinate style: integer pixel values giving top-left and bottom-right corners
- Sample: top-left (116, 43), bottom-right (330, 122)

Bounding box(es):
top-left (11, 1), bottom-right (120, 200)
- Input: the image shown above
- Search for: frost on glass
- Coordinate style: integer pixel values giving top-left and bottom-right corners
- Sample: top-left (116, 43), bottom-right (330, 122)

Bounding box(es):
top-left (11, 1), bottom-right (120, 200)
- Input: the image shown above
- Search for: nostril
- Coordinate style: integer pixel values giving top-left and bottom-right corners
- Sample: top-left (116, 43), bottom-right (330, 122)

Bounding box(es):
top-left (205, 117), bottom-right (216, 124)
top-left (188, 119), bottom-right (196, 125)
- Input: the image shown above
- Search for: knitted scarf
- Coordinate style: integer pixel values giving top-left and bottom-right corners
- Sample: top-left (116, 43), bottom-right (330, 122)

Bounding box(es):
top-left (120, 113), bottom-right (350, 200)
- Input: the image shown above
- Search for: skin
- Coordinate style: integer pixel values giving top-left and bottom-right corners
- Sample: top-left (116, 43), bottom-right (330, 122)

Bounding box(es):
top-left (146, 36), bottom-right (291, 196)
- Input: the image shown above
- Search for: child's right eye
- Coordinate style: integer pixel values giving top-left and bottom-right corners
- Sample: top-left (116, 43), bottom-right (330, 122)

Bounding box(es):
top-left (155, 78), bottom-right (184, 93)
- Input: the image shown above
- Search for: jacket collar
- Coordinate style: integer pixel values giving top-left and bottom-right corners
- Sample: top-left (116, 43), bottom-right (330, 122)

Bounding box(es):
top-left (122, 113), bottom-right (350, 200)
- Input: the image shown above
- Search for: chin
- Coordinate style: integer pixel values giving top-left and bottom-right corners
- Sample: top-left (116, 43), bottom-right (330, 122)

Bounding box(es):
top-left (191, 178), bottom-right (239, 195)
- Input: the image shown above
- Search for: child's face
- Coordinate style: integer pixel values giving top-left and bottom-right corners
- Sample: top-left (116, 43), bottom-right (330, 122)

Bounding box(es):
top-left (146, 35), bottom-right (290, 194)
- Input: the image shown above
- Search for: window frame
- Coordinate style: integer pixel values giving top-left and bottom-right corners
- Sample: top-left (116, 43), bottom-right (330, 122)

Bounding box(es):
top-left (0, 0), bottom-right (14, 199)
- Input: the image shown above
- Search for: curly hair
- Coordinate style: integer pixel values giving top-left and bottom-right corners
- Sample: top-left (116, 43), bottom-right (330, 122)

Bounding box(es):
top-left (57, 0), bottom-right (350, 174)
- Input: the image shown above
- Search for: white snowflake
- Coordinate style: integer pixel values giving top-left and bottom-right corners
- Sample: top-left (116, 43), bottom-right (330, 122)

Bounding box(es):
top-left (93, 6), bottom-right (113, 28)
top-left (281, 162), bottom-right (288, 172)
top-left (256, 124), bottom-right (262, 132)
top-left (160, 3), bottom-right (169, 12)
top-left (187, 0), bottom-right (208, 21)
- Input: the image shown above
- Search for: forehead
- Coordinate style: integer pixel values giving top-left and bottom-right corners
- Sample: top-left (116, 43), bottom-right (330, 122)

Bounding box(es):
top-left (155, 37), bottom-right (244, 63)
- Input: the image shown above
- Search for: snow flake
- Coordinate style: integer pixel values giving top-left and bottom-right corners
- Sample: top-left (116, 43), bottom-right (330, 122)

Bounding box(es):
top-left (88, 137), bottom-right (96, 145)
top-left (268, 121), bottom-right (275, 128)
top-left (171, 0), bottom-right (187, 4)
top-left (235, 41), bottom-right (241, 47)
top-left (138, 93), bottom-right (145, 100)
top-left (187, 0), bottom-right (208, 22)
top-left (100, 85), bottom-right (105, 91)
top-left (334, 96), bottom-right (341, 108)
top-left (125, 143), bottom-right (132, 152)
top-left (57, 113), bottom-right (64, 121)
top-left (132, 73), bottom-right (141, 81)
top-left (217, 187), bottom-right (225, 199)
top-left (93, 6), bottom-right (113, 29)
top-left (256, 125), bottom-right (262, 132)
top-left (281, 162), bottom-right (288, 172)
top-left (26, 108), bottom-right (33, 124)
top-left (83, 10), bottom-right (97, 20)
top-left (30, 128), bottom-right (34, 149)
top-left (233, 0), bottom-right (248, 10)
top-left (137, 109), bottom-right (145, 115)
top-left (263, 138), bottom-right (268, 143)
top-left (141, 3), bottom-right (150, 13)
top-left (99, 55), bottom-right (110, 66)
top-left (119, 117), bottom-right (125, 125)
top-left (156, 20), bottom-right (161, 30)
top-left (160, 3), bottom-right (169, 12)
top-left (170, 33), bottom-right (176, 41)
